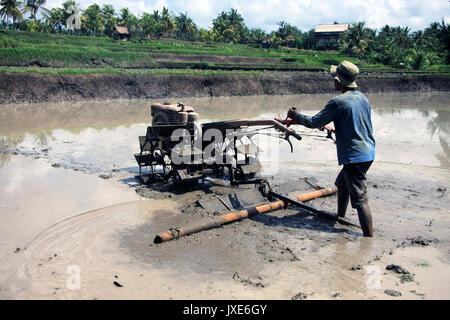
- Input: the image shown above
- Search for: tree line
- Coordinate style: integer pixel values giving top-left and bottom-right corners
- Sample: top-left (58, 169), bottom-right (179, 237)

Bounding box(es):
top-left (1, 0), bottom-right (449, 69)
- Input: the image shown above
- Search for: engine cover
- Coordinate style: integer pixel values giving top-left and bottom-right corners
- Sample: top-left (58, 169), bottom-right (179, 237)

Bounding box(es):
top-left (151, 102), bottom-right (196, 125)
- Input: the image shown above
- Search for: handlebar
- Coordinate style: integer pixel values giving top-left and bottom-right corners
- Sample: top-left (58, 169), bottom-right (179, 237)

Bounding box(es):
top-left (289, 130), bottom-right (302, 141)
top-left (202, 119), bottom-right (303, 152)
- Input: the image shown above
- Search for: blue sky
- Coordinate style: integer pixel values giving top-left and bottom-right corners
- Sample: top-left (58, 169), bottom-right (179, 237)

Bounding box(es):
top-left (47, 0), bottom-right (450, 32)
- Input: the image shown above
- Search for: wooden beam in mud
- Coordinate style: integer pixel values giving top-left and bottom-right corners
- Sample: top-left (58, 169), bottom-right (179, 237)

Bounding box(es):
top-left (153, 186), bottom-right (338, 243)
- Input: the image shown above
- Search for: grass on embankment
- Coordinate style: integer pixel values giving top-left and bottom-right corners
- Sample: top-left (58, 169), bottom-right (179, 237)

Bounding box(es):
top-left (0, 66), bottom-right (261, 76)
top-left (1, 29), bottom-right (449, 75)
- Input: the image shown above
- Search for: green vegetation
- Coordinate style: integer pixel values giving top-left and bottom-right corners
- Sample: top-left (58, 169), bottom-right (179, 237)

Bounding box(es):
top-left (0, 42), bottom-right (155, 68)
top-left (340, 21), bottom-right (450, 70)
top-left (0, 1), bottom-right (449, 74)
top-left (0, 66), bottom-right (261, 76)
top-left (0, 29), bottom-right (380, 72)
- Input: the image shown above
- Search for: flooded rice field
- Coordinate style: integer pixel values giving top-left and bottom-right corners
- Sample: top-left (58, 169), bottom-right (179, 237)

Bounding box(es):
top-left (0, 93), bottom-right (449, 299)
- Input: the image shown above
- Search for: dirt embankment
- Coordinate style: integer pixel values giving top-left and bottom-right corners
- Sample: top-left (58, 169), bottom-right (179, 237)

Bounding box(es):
top-left (150, 53), bottom-right (280, 64)
top-left (0, 71), bottom-right (449, 104)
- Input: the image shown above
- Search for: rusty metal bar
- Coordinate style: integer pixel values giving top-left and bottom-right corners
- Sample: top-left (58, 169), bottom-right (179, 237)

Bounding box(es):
top-left (268, 190), bottom-right (359, 227)
top-left (153, 186), bottom-right (338, 243)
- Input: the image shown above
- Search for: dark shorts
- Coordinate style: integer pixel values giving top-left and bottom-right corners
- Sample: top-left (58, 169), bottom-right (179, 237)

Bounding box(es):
top-left (335, 161), bottom-right (373, 209)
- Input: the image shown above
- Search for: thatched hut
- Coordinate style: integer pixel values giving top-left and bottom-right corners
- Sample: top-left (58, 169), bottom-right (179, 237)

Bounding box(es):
top-left (112, 26), bottom-right (130, 41)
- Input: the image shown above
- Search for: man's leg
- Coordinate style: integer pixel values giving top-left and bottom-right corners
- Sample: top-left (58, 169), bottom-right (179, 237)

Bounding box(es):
top-left (337, 188), bottom-right (350, 218)
top-left (344, 161), bottom-right (374, 237)
top-left (335, 168), bottom-right (349, 218)
top-left (357, 203), bottom-right (373, 237)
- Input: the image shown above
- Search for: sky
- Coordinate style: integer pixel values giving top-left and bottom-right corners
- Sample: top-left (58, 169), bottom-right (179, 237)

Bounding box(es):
top-left (46, 0), bottom-right (450, 32)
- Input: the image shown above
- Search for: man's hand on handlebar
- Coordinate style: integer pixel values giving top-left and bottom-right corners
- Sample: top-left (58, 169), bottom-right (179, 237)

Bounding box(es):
top-left (287, 107), bottom-right (299, 120)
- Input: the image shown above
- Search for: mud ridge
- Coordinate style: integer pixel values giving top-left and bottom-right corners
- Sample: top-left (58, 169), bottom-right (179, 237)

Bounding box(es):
top-left (1, 72), bottom-right (449, 104)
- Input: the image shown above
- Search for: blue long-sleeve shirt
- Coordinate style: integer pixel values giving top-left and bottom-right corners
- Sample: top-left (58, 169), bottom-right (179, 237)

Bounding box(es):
top-left (294, 90), bottom-right (375, 165)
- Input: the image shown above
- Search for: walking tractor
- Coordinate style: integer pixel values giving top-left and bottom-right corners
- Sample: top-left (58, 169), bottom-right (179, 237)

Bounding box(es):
top-left (134, 102), bottom-right (303, 185)
top-left (134, 102), bottom-right (357, 243)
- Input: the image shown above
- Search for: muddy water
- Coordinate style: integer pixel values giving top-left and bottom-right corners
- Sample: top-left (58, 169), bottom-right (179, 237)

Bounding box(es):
top-left (0, 155), bottom-right (140, 297)
top-left (1, 93), bottom-right (448, 173)
top-left (0, 92), bottom-right (449, 299)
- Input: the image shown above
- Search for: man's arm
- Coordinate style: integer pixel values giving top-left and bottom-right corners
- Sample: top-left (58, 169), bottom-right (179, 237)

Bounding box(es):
top-left (292, 100), bottom-right (338, 129)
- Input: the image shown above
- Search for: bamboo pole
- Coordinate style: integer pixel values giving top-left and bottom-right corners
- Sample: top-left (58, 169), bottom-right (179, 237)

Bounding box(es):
top-left (153, 186), bottom-right (337, 243)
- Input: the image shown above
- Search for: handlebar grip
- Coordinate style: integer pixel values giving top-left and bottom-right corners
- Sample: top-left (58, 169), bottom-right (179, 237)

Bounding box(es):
top-left (290, 130), bottom-right (302, 141)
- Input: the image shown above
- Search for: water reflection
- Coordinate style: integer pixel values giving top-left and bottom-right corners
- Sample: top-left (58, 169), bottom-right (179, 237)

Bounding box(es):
top-left (0, 99), bottom-right (150, 137)
top-left (436, 136), bottom-right (450, 169)
top-left (0, 93), bottom-right (448, 170)
top-left (426, 109), bottom-right (450, 169)
top-left (0, 152), bottom-right (11, 168)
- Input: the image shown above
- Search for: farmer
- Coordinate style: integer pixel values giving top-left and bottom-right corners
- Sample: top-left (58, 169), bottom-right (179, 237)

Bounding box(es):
top-left (287, 61), bottom-right (375, 237)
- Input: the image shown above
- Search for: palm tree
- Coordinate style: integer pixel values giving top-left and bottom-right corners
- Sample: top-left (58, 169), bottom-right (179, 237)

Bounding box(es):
top-left (0, 0), bottom-right (23, 24)
top-left (101, 4), bottom-right (114, 17)
top-left (101, 4), bottom-right (116, 36)
top-left (212, 8), bottom-right (246, 43)
top-left (150, 9), bottom-right (164, 38)
top-left (341, 22), bottom-right (376, 55)
top-left (22, 0), bottom-right (49, 21)
top-left (160, 7), bottom-right (175, 38)
top-left (118, 7), bottom-right (138, 36)
top-left (227, 8), bottom-right (243, 26)
top-left (46, 7), bottom-right (63, 32)
top-left (59, 0), bottom-right (75, 29)
top-left (139, 12), bottom-right (156, 39)
top-left (119, 7), bottom-right (131, 26)
top-left (391, 26), bottom-right (411, 49)
top-left (83, 3), bottom-right (102, 36)
top-left (175, 12), bottom-right (196, 41)
top-left (347, 22), bottom-right (366, 50)
top-left (249, 28), bottom-right (266, 42)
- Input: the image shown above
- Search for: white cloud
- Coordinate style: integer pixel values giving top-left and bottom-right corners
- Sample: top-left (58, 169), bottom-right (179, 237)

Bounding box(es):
top-left (45, 0), bottom-right (450, 31)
